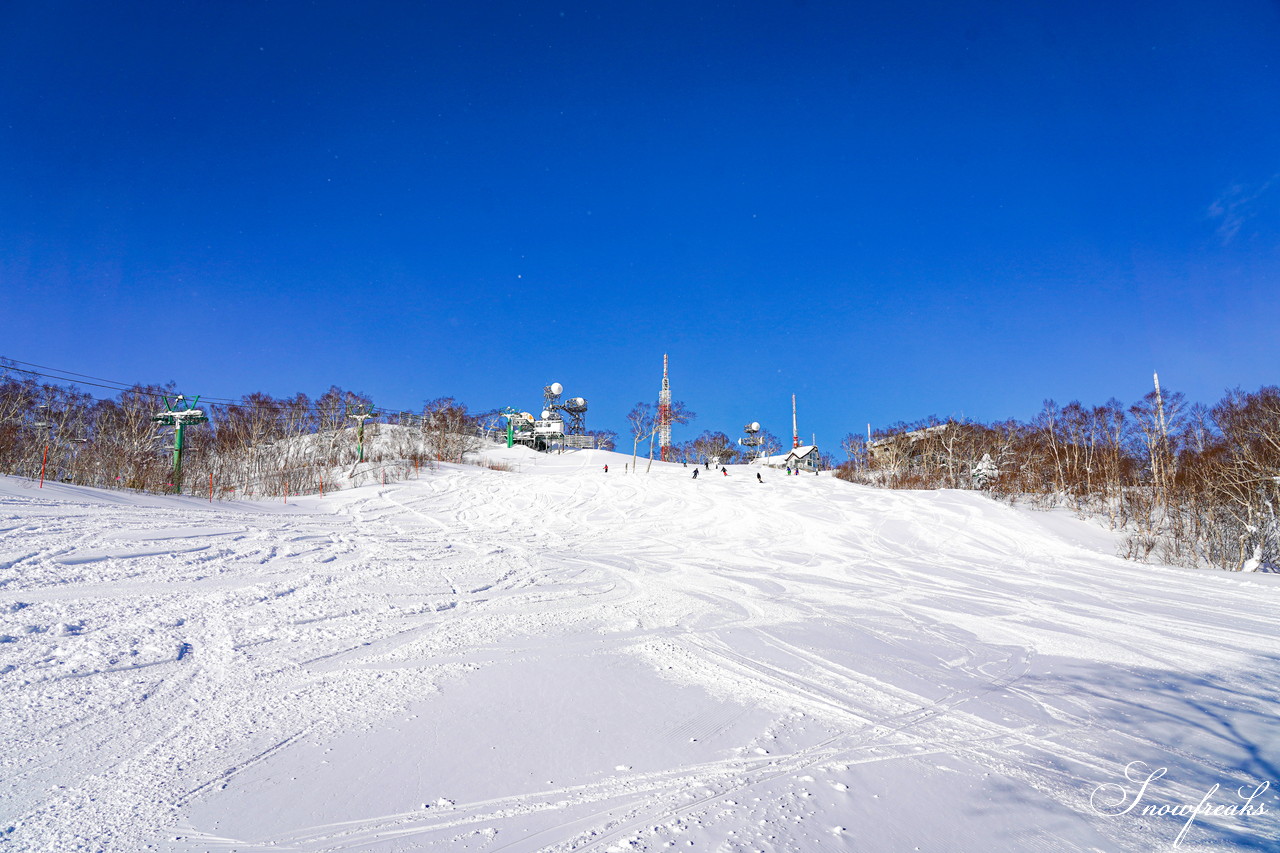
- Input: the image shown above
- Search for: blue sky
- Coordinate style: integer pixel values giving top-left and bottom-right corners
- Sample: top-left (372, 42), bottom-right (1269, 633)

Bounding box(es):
top-left (2, 1), bottom-right (1278, 447)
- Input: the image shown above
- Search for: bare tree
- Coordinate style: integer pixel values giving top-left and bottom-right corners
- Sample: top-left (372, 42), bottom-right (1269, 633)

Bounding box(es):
top-left (626, 403), bottom-right (654, 472)
top-left (421, 397), bottom-right (481, 464)
top-left (589, 429), bottom-right (618, 451)
top-left (756, 428), bottom-right (783, 460)
top-left (840, 432), bottom-right (868, 469)
top-left (689, 430), bottom-right (736, 467)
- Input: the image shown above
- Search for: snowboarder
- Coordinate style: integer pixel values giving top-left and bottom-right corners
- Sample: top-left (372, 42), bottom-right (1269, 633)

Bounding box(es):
top-left (603, 464), bottom-right (608, 473)
top-left (757, 472), bottom-right (763, 483)
top-left (704, 461), bottom-right (709, 470)
top-left (722, 468), bottom-right (728, 476)
top-left (692, 468), bottom-right (699, 479)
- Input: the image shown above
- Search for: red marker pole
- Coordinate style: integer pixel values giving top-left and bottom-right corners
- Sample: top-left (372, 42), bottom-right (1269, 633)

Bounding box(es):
top-left (320, 473), bottom-right (324, 497)
top-left (208, 472), bottom-right (213, 503)
top-left (38, 445), bottom-right (48, 488)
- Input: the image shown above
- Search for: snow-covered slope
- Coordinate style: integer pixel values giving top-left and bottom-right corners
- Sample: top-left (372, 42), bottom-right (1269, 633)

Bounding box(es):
top-left (1, 451), bottom-right (1277, 851)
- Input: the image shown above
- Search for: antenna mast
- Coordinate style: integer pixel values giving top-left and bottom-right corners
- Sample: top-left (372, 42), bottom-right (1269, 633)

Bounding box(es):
top-left (658, 354), bottom-right (672, 461)
top-left (792, 394), bottom-right (800, 448)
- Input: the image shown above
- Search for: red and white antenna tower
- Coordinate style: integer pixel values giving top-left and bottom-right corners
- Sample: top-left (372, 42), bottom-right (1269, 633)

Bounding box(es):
top-left (792, 393), bottom-right (801, 448)
top-left (658, 353), bottom-right (672, 461)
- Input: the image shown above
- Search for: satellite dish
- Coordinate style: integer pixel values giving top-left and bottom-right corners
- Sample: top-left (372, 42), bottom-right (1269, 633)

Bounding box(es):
top-left (541, 410), bottom-right (551, 419)
top-left (750, 422), bottom-right (760, 432)
top-left (564, 397), bottom-right (588, 412)
top-left (549, 383), bottom-right (563, 396)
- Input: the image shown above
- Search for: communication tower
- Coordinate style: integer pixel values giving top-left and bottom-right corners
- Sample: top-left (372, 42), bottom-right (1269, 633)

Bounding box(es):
top-left (739, 421), bottom-right (764, 461)
top-left (543, 382), bottom-right (564, 412)
top-left (658, 354), bottom-right (672, 461)
top-left (534, 383), bottom-right (565, 446)
top-left (792, 394), bottom-right (801, 448)
top-left (561, 396), bottom-right (589, 436)
top-left (506, 382), bottom-right (591, 451)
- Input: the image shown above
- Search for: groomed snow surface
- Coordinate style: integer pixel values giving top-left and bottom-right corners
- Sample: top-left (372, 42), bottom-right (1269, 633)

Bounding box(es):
top-left (2, 447), bottom-right (1278, 852)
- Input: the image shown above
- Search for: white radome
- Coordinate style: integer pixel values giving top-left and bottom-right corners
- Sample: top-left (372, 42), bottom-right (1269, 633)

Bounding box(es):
top-left (550, 382), bottom-right (563, 396)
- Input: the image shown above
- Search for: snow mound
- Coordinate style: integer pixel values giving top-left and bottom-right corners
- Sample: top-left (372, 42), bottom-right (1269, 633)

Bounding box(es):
top-left (1, 462), bottom-right (1277, 851)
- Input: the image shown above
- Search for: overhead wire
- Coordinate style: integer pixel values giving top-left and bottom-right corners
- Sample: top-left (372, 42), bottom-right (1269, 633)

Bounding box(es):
top-left (0, 356), bottom-right (444, 422)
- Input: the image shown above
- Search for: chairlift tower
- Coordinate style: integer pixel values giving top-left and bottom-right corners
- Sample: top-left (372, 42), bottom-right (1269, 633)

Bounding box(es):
top-left (151, 394), bottom-right (208, 493)
top-left (500, 406), bottom-right (522, 448)
top-left (33, 404), bottom-right (52, 487)
top-left (346, 404), bottom-right (377, 462)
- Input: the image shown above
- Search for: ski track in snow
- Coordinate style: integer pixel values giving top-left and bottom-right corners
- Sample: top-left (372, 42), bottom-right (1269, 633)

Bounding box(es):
top-left (1, 448), bottom-right (1279, 852)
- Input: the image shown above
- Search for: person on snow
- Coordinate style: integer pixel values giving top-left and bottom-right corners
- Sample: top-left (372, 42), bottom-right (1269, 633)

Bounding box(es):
top-left (692, 468), bottom-right (699, 479)
top-left (722, 468), bottom-right (728, 476)
top-left (757, 472), bottom-right (763, 483)
top-left (603, 464), bottom-right (608, 473)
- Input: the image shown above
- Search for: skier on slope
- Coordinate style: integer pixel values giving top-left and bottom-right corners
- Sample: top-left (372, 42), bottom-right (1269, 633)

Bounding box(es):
top-left (757, 472), bottom-right (763, 483)
top-left (692, 468), bottom-right (699, 479)
top-left (603, 464), bottom-right (608, 473)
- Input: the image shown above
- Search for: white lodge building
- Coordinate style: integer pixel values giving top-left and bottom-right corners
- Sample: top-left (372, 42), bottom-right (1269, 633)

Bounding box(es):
top-left (756, 445), bottom-right (821, 473)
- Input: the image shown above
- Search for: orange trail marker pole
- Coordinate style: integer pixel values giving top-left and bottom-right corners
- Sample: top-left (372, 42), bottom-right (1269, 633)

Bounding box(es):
top-left (38, 445), bottom-right (48, 488)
